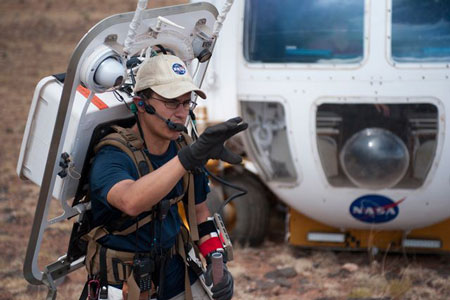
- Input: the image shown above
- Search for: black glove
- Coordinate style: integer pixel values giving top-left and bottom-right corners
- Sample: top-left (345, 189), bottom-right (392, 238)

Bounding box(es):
top-left (178, 117), bottom-right (248, 171)
top-left (204, 255), bottom-right (234, 300)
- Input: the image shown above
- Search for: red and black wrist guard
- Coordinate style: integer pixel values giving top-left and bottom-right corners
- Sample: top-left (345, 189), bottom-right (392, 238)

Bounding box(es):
top-left (198, 219), bottom-right (224, 258)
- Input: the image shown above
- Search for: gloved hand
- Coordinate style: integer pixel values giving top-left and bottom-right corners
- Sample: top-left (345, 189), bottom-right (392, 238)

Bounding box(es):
top-left (204, 256), bottom-right (234, 300)
top-left (178, 117), bottom-right (248, 171)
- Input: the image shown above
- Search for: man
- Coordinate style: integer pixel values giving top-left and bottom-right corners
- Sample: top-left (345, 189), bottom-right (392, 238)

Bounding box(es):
top-left (88, 54), bottom-right (247, 300)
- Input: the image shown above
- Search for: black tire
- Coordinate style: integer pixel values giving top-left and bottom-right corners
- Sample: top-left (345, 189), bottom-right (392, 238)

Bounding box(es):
top-left (220, 175), bottom-right (270, 247)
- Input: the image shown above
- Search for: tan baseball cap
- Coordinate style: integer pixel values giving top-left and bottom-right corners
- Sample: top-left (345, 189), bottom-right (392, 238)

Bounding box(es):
top-left (134, 54), bottom-right (207, 99)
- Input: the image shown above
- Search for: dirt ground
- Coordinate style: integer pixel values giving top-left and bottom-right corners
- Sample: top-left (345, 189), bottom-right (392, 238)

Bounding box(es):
top-left (0, 1), bottom-right (449, 299)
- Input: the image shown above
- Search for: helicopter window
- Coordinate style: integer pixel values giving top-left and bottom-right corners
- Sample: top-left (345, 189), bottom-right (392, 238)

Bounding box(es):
top-left (316, 103), bottom-right (438, 189)
top-left (391, 0), bottom-right (450, 62)
top-left (241, 101), bottom-right (297, 182)
top-left (243, 0), bottom-right (365, 63)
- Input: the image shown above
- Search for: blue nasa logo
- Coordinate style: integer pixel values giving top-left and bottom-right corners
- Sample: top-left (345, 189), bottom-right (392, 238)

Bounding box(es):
top-left (172, 63), bottom-right (186, 75)
top-left (349, 195), bottom-right (405, 224)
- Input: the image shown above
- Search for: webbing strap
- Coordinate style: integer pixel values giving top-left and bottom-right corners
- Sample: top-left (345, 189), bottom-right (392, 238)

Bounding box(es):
top-left (187, 174), bottom-right (199, 241)
top-left (99, 247), bottom-right (108, 299)
top-left (177, 232), bottom-right (194, 300)
top-left (95, 135), bottom-right (151, 178)
top-left (85, 226), bottom-right (108, 275)
top-left (127, 270), bottom-right (141, 300)
top-left (105, 193), bottom-right (186, 238)
top-left (115, 214), bottom-right (153, 237)
top-left (94, 126), bottom-right (154, 178)
top-left (95, 136), bottom-right (135, 159)
top-left (177, 133), bottom-right (199, 242)
top-left (111, 125), bottom-right (144, 150)
top-left (79, 281), bottom-right (88, 300)
top-left (178, 134), bottom-right (191, 196)
top-left (85, 191), bottom-right (185, 244)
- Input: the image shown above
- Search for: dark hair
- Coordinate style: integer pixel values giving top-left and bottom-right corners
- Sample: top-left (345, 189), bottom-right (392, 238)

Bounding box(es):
top-left (137, 88), bottom-right (154, 99)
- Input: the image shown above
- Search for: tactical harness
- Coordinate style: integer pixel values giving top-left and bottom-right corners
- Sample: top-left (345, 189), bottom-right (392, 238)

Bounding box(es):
top-left (80, 125), bottom-right (204, 300)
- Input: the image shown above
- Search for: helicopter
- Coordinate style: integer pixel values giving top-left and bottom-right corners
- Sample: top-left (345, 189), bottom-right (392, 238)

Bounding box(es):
top-left (192, 0), bottom-right (450, 252)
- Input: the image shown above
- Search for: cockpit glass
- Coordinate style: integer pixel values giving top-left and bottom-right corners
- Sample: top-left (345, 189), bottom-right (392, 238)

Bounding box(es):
top-left (243, 0), bottom-right (365, 63)
top-left (392, 0), bottom-right (450, 62)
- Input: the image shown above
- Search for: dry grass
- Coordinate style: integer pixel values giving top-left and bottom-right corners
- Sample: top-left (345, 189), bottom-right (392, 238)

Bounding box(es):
top-left (1, 1), bottom-right (449, 300)
top-left (0, 1), bottom-right (186, 299)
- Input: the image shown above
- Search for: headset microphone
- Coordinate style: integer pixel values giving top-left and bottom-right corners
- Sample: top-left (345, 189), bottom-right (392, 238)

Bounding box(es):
top-left (143, 102), bottom-right (187, 132)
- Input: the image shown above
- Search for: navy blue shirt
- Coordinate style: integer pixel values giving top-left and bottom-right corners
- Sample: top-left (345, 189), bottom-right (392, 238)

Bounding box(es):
top-left (89, 141), bottom-right (209, 299)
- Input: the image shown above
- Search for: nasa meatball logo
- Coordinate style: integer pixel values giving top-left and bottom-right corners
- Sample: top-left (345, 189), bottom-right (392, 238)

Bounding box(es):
top-left (172, 63), bottom-right (186, 75)
top-left (349, 195), bottom-right (405, 223)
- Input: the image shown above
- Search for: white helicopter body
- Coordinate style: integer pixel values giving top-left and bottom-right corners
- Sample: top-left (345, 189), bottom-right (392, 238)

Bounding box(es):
top-left (196, 0), bottom-right (450, 249)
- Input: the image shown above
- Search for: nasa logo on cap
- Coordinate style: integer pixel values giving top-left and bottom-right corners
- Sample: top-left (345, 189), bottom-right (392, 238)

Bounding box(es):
top-left (349, 194), bottom-right (405, 224)
top-left (172, 63), bottom-right (186, 75)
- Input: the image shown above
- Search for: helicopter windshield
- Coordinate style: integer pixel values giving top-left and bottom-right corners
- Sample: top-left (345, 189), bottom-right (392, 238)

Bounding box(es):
top-left (391, 0), bottom-right (450, 63)
top-left (243, 0), bottom-right (365, 63)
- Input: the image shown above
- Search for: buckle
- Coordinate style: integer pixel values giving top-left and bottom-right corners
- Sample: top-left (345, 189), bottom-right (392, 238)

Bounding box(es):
top-left (112, 258), bottom-right (133, 282)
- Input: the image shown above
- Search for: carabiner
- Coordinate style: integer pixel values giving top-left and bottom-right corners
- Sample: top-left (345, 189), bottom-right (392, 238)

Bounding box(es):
top-left (88, 278), bottom-right (100, 300)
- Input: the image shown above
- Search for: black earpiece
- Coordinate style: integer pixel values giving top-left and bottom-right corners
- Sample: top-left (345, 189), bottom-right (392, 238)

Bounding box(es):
top-left (143, 102), bottom-right (156, 115)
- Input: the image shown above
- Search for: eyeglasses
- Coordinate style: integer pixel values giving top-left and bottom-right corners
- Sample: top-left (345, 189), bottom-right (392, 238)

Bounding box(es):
top-left (149, 97), bottom-right (197, 110)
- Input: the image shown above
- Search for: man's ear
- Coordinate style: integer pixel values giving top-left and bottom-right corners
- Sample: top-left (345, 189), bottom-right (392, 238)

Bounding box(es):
top-left (132, 96), bottom-right (145, 112)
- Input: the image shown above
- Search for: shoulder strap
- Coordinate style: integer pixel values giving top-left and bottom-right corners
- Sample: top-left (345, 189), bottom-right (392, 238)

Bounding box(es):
top-left (87, 125), bottom-right (154, 241)
top-left (179, 131), bottom-right (193, 146)
top-left (186, 173), bottom-right (199, 241)
top-left (176, 132), bottom-right (199, 241)
top-left (94, 125), bottom-right (153, 177)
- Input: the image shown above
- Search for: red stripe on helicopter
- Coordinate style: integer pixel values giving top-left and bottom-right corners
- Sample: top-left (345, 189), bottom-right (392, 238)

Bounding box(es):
top-left (77, 85), bottom-right (109, 110)
top-left (380, 197), bottom-right (405, 210)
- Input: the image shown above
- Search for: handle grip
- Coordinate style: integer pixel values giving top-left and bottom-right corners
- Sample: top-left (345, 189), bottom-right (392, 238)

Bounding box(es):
top-left (211, 252), bottom-right (223, 285)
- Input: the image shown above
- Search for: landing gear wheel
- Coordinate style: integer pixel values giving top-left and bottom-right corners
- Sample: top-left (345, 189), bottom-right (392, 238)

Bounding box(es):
top-left (207, 174), bottom-right (270, 247)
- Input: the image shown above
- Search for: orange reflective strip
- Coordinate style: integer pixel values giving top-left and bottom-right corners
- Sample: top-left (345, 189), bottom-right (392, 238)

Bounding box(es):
top-left (76, 85), bottom-right (109, 110)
